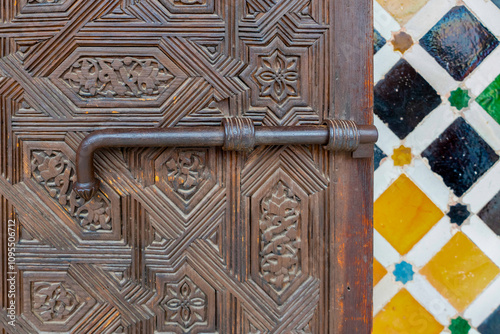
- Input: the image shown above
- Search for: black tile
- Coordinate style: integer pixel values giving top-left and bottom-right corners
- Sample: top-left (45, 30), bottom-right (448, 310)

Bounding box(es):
top-left (479, 190), bottom-right (500, 236)
top-left (374, 29), bottom-right (386, 54)
top-left (420, 6), bottom-right (499, 81)
top-left (374, 145), bottom-right (387, 170)
top-left (447, 203), bottom-right (470, 225)
top-left (478, 304), bottom-right (500, 334)
top-left (374, 59), bottom-right (442, 139)
top-left (422, 118), bottom-right (499, 197)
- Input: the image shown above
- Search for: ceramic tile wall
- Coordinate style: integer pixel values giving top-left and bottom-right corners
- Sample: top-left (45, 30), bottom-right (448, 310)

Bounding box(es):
top-left (373, 0), bottom-right (500, 333)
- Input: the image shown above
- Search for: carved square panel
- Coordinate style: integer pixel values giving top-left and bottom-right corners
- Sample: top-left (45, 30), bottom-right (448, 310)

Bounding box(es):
top-left (159, 0), bottom-right (215, 14)
top-left (22, 271), bottom-right (96, 332)
top-left (18, 0), bottom-right (74, 14)
top-left (22, 141), bottom-right (122, 242)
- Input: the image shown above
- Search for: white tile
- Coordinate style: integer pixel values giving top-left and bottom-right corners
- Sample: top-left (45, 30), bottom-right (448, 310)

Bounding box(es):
top-left (405, 104), bottom-right (457, 155)
top-left (374, 44), bottom-right (401, 84)
top-left (404, 45), bottom-right (458, 95)
top-left (405, 0), bottom-right (456, 39)
top-left (464, 102), bottom-right (500, 151)
top-left (374, 0), bottom-right (401, 39)
top-left (464, 275), bottom-right (500, 327)
top-left (462, 215), bottom-right (500, 267)
top-left (406, 217), bottom-right (455, 268)
top-left (462, 161), bottom-right (500, 213)
top-left (374, 229), bottom-right (401, 267)
top-left (374, 114), bottom-right (401, 154)
top-left (373, 274), bottom-right (401, 315)
top-left (407, 274), bottom-right (458, 325)
top-left (406, 159), bottom-right (451, 211)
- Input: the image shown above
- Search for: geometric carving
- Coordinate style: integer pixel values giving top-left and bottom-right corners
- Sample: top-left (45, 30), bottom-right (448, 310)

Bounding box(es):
top-left (32, 282), bottom-right (79, 322)
top-left (27, 0), bottom-right (63, 3)
top-left (160, 276), bottom-right (207, 330)
top-left (62, 57), bottom-right (174, 99)
top-left (259, 181), bottom-right (301, 292)
top-left (51, 47), bottom-right (187, 109)
top-left (30, 150), bottom-right (112, 232)
top-left (154, 148), bottom-right (218, 214)
top-left (159, 0), bottom-right (214, 14)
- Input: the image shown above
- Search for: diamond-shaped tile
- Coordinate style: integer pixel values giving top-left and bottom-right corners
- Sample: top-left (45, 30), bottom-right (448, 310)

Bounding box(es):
top-left (374, 29), bottom-right (386, 54)
top-left (420, 6), bottom-right (499, 81)
top-left (478, 190), bottom-right (500, 236)
top-left (374, 59), bottom-right (442, 139)
top-left (376, 0), bottom-right (431, 25)
top-left (449, 88), bottom-right (471, 111)
top-left (478, 303), bottom-right (500, 334)
top-left (421, 232), bottom-right (500, 312)
top-left (373, 289), bottom-right (444, 333)
top-left (374, 259), bottom-right (387, 286)
top-left (374, 145), bottom-right (387, 170)
top-left (477, 73), bottom-right (500, 125)
top-left (422, 118), bottom-right (499, 197)
top-left (374, 174), bottom-right (444, 254)
top-left (447, 204), bottom-right (470, 226)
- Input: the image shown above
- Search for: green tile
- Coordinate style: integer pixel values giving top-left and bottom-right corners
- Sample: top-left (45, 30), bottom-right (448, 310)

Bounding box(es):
top-left (449, 88), bottom-right (471, 110)
top-left (477, 74), bottom-right (500, 124)
top-left (449, 317), bottom-right (471, 334)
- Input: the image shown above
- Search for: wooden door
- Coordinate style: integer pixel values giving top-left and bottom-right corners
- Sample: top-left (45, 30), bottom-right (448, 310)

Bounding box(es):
top-left (0, 0), bottom-right (373, 333)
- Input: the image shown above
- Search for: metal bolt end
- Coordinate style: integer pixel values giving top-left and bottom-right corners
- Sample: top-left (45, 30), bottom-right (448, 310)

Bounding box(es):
top-left (73, 180), bottom-right (100, 201)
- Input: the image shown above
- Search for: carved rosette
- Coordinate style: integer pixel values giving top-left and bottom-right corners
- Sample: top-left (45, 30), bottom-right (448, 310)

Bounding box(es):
top-left (259, 181), bottom-right (301, 292)
top-left (154, 148), bottom-right (218, 214)
top-left (241, 38), bottom-right (311, 122)
top-left (23, 272), bottom-right (95, 332)
top-left (30, 150), bottom-right (112, 232)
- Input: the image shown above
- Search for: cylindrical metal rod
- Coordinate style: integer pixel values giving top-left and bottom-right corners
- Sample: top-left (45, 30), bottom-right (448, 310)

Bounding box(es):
top-left (74, 119), bottom-right (378, 201)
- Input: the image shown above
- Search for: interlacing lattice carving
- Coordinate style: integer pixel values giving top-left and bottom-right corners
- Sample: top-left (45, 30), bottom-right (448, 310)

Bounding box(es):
top-left (62, 57), bottom-right (175, 99)
top-left (259, 181), bottom-right (301, 292)
top-left (254, 50), bottom-right (299, 104)
top-left (161, 276), bottom-right (207, 330)
top-left (32, 282), bottom-right (79, 322)
top-left (27, 0), bottom-right (62, 3)
top-left (162, 150), bottom-right (210, 200)
top-left (31, 150), bottom-right (111, 231)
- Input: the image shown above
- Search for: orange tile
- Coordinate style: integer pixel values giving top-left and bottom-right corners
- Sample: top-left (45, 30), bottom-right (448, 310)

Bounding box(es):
top-left (374, 174), bottom-right (443, 254)
top-left (376, 0), bottom-right (430, 25)
top-left (374, 259), bottom-right (388, 286)
top-left (421, 232), bottom-right (500, 312)
top-left (374, 289), bottom-right (444, 334)
top-left (392, 145), bottom-right (412, 166)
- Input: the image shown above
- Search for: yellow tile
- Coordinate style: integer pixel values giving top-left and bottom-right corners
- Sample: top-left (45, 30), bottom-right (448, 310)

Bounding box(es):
top-left (421, 232), bottom-right (500, 312)
top-left (392, 145), bottom-right (412, 166)
top-left (376, 0), bottom-right (430, 25)
top-left (374, 259), bottom-right (387, 286)
top-left (374, 289), bottom-right (444, 334)
top-left (374, 174), bottom-right (443, 254)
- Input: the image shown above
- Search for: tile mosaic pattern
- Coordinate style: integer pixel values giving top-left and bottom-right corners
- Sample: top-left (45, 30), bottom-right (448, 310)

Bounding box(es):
top-left (374, 0), bottom-right (500, 332)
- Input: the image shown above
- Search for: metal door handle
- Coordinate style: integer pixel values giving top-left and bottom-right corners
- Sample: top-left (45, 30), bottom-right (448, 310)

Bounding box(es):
top-left (73, 118), bottom-right (378, 200)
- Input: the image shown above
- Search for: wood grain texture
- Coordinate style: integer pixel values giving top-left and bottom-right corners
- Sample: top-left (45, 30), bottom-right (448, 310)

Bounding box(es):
top-left (0, 0), bottom-right (373, 332)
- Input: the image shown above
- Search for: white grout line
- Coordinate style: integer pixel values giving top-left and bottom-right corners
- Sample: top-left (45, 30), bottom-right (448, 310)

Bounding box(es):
top-left (462, 0), bottom-right (500, 37)
top-left (373, 114), bottom-right (401, 154)
top-left (464, 274), bottom-right (500, 327)
top-left (374, 161), bottom-right (400, 201)
top-left (374, 0), bottom-right (401, 39)
top-left (405, 0), bottom-right (456, 39)
top-left (373, 273), bottom-right (401, 316)
top-left (374, 229), bottom-right (401, 267)
top-left (407, 274), bottom-right (458, 325)
top-left (464, 47), bottom-right (500, 97)
top-left (462, 215), bottom-right (500, 267)
top-left (463, 102), bottom-right (500, 152)
top-left (374, 44), bottom-right (401, 84)
top-left (462, 161), bottom-right (500, 213)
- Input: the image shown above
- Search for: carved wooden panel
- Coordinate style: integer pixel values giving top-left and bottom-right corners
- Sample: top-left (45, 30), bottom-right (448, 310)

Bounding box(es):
top-left (0, 0), bottom-right (372, 333)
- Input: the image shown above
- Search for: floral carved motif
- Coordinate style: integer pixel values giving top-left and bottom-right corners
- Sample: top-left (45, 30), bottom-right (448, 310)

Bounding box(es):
top-left (254, 50), bottom-right (299, 104)
top-left (31, 150), bottom-right (111, 231)
top-left (62, 57), bottom-right (175, 99)
top-left (32, 282), bottom-right (79, 322)
top-left (259, 181), bottom-right (301, 292)
top-left (161, 276), bottom-right (207, 330)
top-left (162, 150), bottom-right (210, 201)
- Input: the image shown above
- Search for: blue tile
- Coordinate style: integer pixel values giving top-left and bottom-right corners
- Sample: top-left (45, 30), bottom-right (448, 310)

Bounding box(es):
top-left (374, 59), bottom-right (442, 139)
top-left (422, 118), bottom-right (499, 197)
top-left (478, 304), bottom-right (500, 334)
top-left (374, 29), bottom-right (386, 54)
top-left (492, 0), bottom-right (500, 10)
top-left (393, 261), bottom-right (414, 284)
top-left (447, 204), bottom-right (470, 226)
top-left (420, 6), bottom-right (499, 81)
top-left (479, 190), bottom-right (500, 236)
top-left (374, 145), bottom-right (386, 170)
